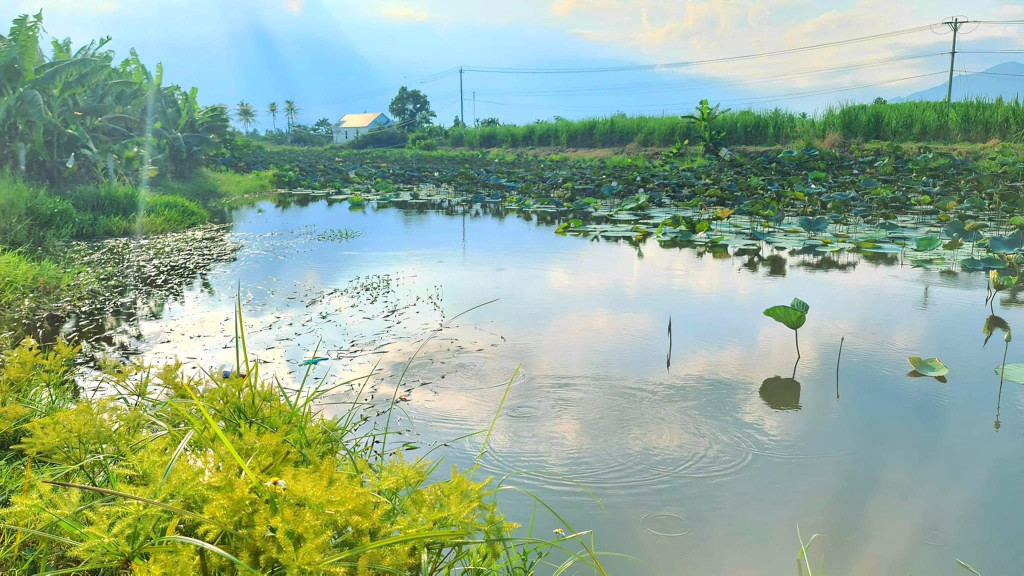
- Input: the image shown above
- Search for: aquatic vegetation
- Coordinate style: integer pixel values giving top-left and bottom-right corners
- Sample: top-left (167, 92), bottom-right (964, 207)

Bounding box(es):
top-left (988, 270), bottom-right (1019, 297)
top-left (907, 356), bottom-right (949, 378)
top-left (225, 141), bottom-right (1024, 283)
top-left (983, 315), bottom-right (1012, 348)
top-left (957, 558), bottom-right (984, 575)
top-left (683, 99), bottom-right (730, 155)
top-left (994, 364), bottom-right (1024, 384)
top-left (764, 298), bottom-right (809, 360)
top-left (796, 525), bottom-right (824, 576)
top-left (316, 228), bottom-right (363, 242)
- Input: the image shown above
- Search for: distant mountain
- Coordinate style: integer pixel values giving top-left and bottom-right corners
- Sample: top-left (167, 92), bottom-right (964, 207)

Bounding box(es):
top-left (892, 61), bottom-right (1024, 103)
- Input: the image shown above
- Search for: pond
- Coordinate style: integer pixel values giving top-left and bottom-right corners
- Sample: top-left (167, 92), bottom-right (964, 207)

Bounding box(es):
top-left (105, 197), bottom-right (1023, 575)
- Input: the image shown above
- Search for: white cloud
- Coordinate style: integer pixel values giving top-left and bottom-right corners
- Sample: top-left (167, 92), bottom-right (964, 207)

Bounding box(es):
top-left (991, 4), bottom-right (1024, 18)
top-left (529, 0), bottom-right (1024, 96)
top-left (13, 0), bottom-right (121, 13)
top-left (380, 6), bottom-right (435, 22)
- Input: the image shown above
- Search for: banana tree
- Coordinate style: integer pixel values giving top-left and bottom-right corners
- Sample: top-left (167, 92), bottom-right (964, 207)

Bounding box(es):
top-left (0, 12), bottom-right (228, 186)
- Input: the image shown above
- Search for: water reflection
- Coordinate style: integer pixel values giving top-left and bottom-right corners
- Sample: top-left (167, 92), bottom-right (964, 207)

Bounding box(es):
top-left (666, 316), bottom-right (672, 371)
top-left (760, 375), bottom-right (802, 411)
top-left (38, 196), bottom-right (1024, 576)
top-left (27, 226), bottom-right (238, 356)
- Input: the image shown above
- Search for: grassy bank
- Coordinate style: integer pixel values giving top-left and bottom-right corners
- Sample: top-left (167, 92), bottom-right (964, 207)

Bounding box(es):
top-left (0, 252), bottom-right (79, 349)
top-left (0, 334), bottom-right (604, 575)
top-left (443, 99), bottom-right (1024, 150)
top-left (0, 170), bottom-right (274, 251)
top-left (0, 169), bottom-right (273, 343)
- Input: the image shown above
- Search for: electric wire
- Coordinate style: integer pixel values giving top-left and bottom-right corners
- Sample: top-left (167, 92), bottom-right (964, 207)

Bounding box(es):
top-left (463, 24), bottom-right (940, 74)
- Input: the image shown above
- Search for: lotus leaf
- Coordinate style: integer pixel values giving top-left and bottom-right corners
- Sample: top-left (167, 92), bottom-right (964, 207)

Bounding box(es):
top-left (764, 305), bottom-right (806, 331)
top-left (797, 216), bottom-right (829, 233)
top-left (914, 236), bottom-right (942, 251)
top-left (908, 356), bottom-right (949, 377)
top-left (789, 298), bottom-right (809, 314)
top-left (988, 231), bottom-right (1024, 254)
top-left (994, 364), bottom-right (1024, 384)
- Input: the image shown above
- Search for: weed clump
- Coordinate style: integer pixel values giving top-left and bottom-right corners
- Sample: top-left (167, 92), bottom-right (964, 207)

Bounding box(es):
top-left (0, 338), bottom-right (603, 575)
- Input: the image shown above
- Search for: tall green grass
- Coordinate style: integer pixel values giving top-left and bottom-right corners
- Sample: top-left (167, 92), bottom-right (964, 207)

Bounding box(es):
top-left (0, 169), bottom-right (275, 250)
top-left (0, 251), bottom-right (76, 346)
top-left (446, 98), bottom-right (1024, 149)
top-left (0, 177), bottom-right (77, 249)
top-left (157, 169), bottom-right (275, 207)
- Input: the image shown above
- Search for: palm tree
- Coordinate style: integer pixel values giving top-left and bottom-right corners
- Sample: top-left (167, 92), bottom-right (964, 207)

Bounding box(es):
top-left (284, 100), bottom-right (299, 130)
top-left (235, 100), bottom-right (256, 133)
top-left (267, 101), bottom-right (278, 131)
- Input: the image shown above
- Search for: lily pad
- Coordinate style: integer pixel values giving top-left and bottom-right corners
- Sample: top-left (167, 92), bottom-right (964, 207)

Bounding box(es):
top-left (908, 356), bottom-right (949, 377)
top-left (994, 363), bottom-right (1024, 384)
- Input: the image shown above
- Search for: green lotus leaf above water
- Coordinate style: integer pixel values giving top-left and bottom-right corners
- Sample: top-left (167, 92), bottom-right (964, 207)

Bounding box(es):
top-left (908, 356), bottom-right (949, 377)
top-left (994, 363), bottom-right (1024, 384)
top-left (988, 231), bottom-right (1024, 254)
top-left (789, 297), bottom-right (809, 314)
top-left (764, 304), bottom-right (807, 331)
top-left (797, 216), bottom-right (829, 233)
top-left (913, 236), bottom-right (942, 251)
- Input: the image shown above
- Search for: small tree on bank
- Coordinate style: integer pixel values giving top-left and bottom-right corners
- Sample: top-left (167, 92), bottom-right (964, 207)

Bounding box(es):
top-left (389, 86), bottom-right (436, 131)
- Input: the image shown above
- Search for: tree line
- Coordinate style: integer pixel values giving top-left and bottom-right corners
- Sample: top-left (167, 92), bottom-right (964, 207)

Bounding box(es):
top-left (233, 99), bottom-right (339, 146)
top-left (0, 12), bottom-right (230, 187)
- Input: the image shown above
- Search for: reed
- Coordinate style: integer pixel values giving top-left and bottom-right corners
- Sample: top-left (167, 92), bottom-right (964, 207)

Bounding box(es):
top-left (445, 98), bottom-right (1024, 150)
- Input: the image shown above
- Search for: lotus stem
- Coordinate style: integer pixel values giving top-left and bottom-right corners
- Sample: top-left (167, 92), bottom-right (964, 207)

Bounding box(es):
top-left (836, 336), bottom-right (844, 399)
top-left (794, 329), bottom-right (801, 360)
top-left (1000, 339), bottom-right (1009, 387)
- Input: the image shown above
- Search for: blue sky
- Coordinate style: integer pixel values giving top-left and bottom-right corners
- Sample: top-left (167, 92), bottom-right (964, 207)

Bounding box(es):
top-left (4, 0), bottom-right (1024, 126)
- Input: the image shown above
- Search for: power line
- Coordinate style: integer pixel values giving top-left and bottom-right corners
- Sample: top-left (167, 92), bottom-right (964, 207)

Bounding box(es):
top-left (301, 67), bottom-right (459, 110)
top-left (470, 71), bottom-right (949, 114)
top-left (962, 70), bottom-right (1024, 78)
top-left (957, 50), bottom-right (1024, 54)
top-left (662, 71), bottom-right (950, 107)
top-left (472, 52), bottom-right (949, 98)
top-left (462, 23), bottom-right (939, 75)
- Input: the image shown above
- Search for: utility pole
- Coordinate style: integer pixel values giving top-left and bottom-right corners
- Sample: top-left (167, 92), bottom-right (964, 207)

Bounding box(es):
top-left (944, 17), bottom-right (966, 105)
top-left (459, 67), bottom-right (465, 125)
top-left (473, 91), bottom-right (476, 125)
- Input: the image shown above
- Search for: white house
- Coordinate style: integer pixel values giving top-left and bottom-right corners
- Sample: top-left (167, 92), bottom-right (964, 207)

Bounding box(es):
top-left (332, 113), bottom-right (391, 143)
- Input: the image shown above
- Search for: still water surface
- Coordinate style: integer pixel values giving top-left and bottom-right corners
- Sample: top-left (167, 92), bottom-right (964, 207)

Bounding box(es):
top-left (128, 199), bottom-right (1023, 575)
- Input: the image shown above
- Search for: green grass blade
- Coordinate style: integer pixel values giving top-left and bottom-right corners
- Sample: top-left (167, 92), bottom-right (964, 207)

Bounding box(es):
top-left (318, 529), bottom-right (470, 566)
top-left (177, 380), bottom-right (261, 489)
top-left (149, 535), bottom-right (260, 574)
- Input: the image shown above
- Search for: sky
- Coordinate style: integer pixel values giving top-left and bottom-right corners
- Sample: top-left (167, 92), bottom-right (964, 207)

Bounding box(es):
top-left (3, 0), bottom-right (1024, 127)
